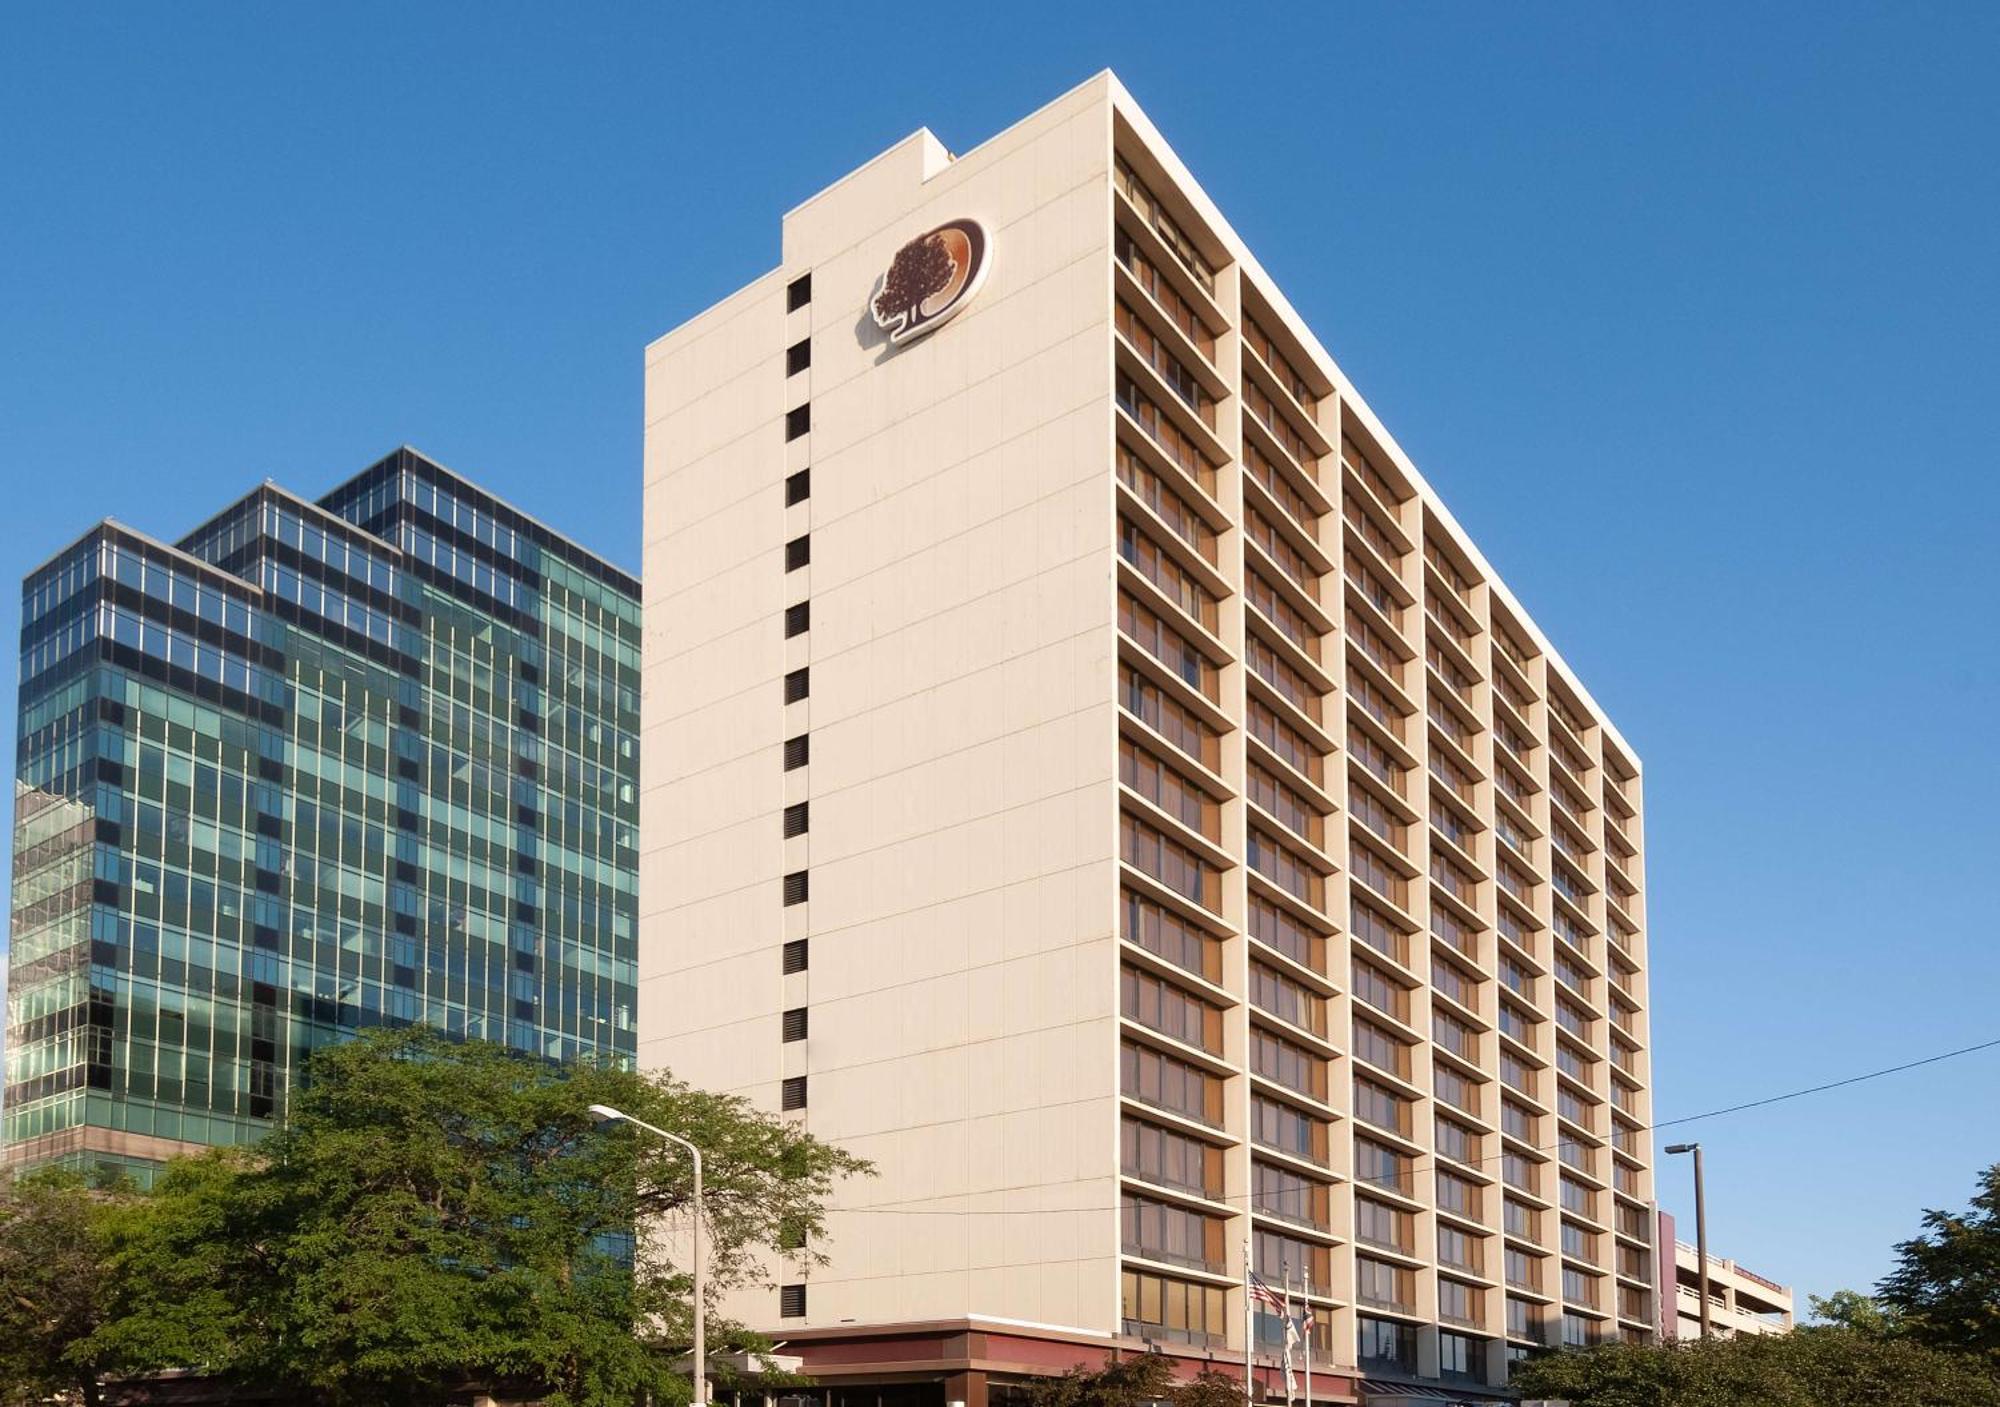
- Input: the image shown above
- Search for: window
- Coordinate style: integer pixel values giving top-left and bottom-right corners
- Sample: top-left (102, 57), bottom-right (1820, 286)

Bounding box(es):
top-left (1121, 812), bottom-right (1218, 909)
top-left (1503, 1152), bottom-right (1540, 1195)
top-left (1123, 965), bottom-right (1221, 1052)
top-left (785, 468), bottom-right (811, 505)
top-left (1562, 1221), bottom-right (1598, 1261)
top-left (1250, 895), bottom-right (1323, 970)
top-left (1124, 1041), bottom-right (1222, 1125)
top-left (1123, 889), bottom-right (1223, 983)
top-left (1351, 958), bottom-right (1408, 1022)
top-left (1562, 1312), bottom-right (1594, 1347)
top-left (1253, 1226), bottom-right (1331, 1287)
top-left (1125, 1116), bottom-right (1224, 1198)
top-left (780, 1283), bottom-right (807, 1317)
top-left (1505, 1197), bottom-right (1539, 1239)
top-left (782, 1007), bottom-right (808, 1042)
top-left (782, 938), bottom-right (809, 974)
top-left (786, 338), bottom-right (811, 375)
top-left (1355, 1196), bottom-right (1412, 1252)
top-left (784, 801), bottom-right (809, 838)
top-left (783, 734), bottom-right (809, 770)
top-left (1123, 737), bottom-right (1219, 839)
top-left (1561, 1175), bottom-right (1596, 1219)
top-left (784, 667), bottom-right (810, 703)
top-left (1251, 1027), bottom-right (1325, 1100)
top-left (1358, 1316), bottom-right (1416, 1372)
top-left (1251, 1095), bottom-right (1325, 1163)
top-left (1507, 1295), bottom-right (1534, 1340)
top-left (785, 535), bottom-right (811, 571)
top-left (1563, 1266), bottom-right (1599, 1308)
top-left (1355, 1137), bottom-right (1412, 1196)
top-left (782, 870), bottom-right (809, 905)
top-left (780, 1076), bottom-right (807, 1110)
top-left (1433, 962), bottom-right (1478, 1018)
top-left (1356, 1257), bottom-right (1414, 1311)
top-left (785, 404), bottom-right (810, 440)
top-left (1435, 1063), bottom-right (1477, 1115)
top-left (1253, 1160), bottom-right (1329, 1229)
top-left (1435, 1010), bottom-right (1480, 1065)
top-left (1350, 896), bottom-right (1408, 965)
top-left (1353, 1077), bottom-right (1410, 1136)
top-left (1506, 1246), bottom-right (1541, 1290)
top-left (1436, 1116), bottom-right (1481, 1166)
top-left (1249, 962), bottom-right (1326, 1036)
top-left (1352, 1017), bottom-right (1410, 1079)
top-left (1438, 1329), bottom-right (1481, 1382)
top-left (785, 601), bottom-right (810, 637)
top-left (1437, 1170), bottom-right (1480, 1220)
top-left (1437, 1225), bottom-right (1484, 1275)
top-left (1438, 1277), bottom-right (1481, 1327)
top-left (786, 273), bottom-right (811, 310)
top-left (1349, 840), bottom-right (1406, 907)
top-left (1121, 1269), bottom-right (1227, 1346)
top-left (1123, 1193), bottom-right (1225, 1272)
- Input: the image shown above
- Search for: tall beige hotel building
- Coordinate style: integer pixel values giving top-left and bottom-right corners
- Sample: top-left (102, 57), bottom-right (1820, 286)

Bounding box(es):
top-left (642, 73), bottom-right (1656, 1407)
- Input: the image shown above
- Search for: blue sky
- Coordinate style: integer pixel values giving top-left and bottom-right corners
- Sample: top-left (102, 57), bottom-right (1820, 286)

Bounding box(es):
top-left (3, 3), bottom-right (1996, 1307)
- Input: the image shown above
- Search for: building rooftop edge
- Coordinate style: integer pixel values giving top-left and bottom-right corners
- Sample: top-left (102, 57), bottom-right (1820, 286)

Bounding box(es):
top-left (645, 67), bottom-right (1645, 766)
top-left (1096, 71), bottom-right (1643, 767)
top-left (22, 448), bottom-right (638, 602)
top-left (358, 445), bottom-right (641, 593)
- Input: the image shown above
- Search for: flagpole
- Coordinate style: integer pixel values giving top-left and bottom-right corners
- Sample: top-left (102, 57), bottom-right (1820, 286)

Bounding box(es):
top-left (1292, 1263), bottom-right (1303, 1407)
top-left (1303, 1267), bottom-right (1313, 1407)
top-left (1243, 1232), bottom-right (1255, 1407)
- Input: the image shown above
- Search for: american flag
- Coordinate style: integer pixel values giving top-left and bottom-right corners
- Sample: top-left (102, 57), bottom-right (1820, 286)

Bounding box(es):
top-left (1248, 1271), bottom-right (1287, 1314)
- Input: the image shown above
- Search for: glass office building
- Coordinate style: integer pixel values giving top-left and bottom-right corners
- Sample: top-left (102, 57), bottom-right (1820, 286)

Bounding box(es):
top-left (5, 447), bottom-right (640, 1183)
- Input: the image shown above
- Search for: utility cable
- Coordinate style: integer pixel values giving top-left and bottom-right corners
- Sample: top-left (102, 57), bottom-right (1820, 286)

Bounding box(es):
top-left (818, 1034), bottom-right (2000, 1217)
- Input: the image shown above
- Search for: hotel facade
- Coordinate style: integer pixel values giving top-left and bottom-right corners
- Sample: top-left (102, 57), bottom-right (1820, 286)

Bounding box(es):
top-left (5, 449), bottom-right (640, 1181)
top-left (641, 74), bottom-right (1655, 1405)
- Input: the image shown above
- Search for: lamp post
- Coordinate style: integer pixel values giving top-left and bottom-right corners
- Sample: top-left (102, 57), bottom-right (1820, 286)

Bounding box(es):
top-left (1665, 1142), bottom-right (1709, 1341)
top-left (591, 1104), bottom-right (706, 1403)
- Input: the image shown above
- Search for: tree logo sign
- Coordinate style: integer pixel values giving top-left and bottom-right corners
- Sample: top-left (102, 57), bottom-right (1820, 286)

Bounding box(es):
top-left (869, 218), bottom-right (991, 346)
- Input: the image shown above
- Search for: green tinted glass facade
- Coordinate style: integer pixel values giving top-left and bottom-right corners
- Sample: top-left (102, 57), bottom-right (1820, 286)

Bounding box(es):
top-left (5, 448), bottom-right (639, 1182)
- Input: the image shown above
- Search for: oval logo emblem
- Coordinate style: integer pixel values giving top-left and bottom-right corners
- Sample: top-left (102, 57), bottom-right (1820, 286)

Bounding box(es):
top-left (870, 218), bottom-right (991, 345)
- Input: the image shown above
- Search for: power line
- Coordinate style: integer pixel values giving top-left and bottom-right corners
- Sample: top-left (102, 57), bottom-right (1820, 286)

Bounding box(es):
top-left (820, 1034), bottom-right (2000, 1218)
top-left (1648, 1035), bottom-right (2000, 1130)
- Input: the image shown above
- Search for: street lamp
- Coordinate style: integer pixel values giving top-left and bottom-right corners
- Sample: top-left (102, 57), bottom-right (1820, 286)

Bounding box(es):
top-left (1664, 1142), bottom-right (1710, 1341)
top-left (590, 1104), bottom-right (707, 1403)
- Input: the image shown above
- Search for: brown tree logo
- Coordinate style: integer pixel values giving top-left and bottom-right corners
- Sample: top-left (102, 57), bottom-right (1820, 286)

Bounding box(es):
top-left (870, 219), bottom-right (990, 345)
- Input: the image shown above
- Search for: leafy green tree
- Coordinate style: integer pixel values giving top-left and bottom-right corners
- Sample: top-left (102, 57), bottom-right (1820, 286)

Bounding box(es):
top-left (1022, 1353), bottom-right (1253, 1407)
top-left (1169, 1368), bottom-right (1248, 1407)
top-left (1024, 1351), bottom-right (1177, 1407)
top-left (1878, 1162), bottom-right (2000, 1372)
top-left (0, 1169), bottom-right (130, 1407)
top-left (94, 1027), bottom-right (871, 1407)
top-left (1508, 1327), bottom-right (2000, 1407)
top-left (1808, 1287), bottom-right (1898, 1335)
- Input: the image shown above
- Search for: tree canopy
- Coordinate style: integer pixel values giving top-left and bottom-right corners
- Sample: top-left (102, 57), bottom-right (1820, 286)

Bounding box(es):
top-left (3, 1028), bottom-right (869, 1407)
top-left (1877, 1162), bottom-right (2000, 1372)
top-left (1020, 1354), bottom-right (1246, 1407)
top-left (1507, 1326), bottom-right (2000, 1407)
top-left (0, 1168), bottom-right (128, 1407)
